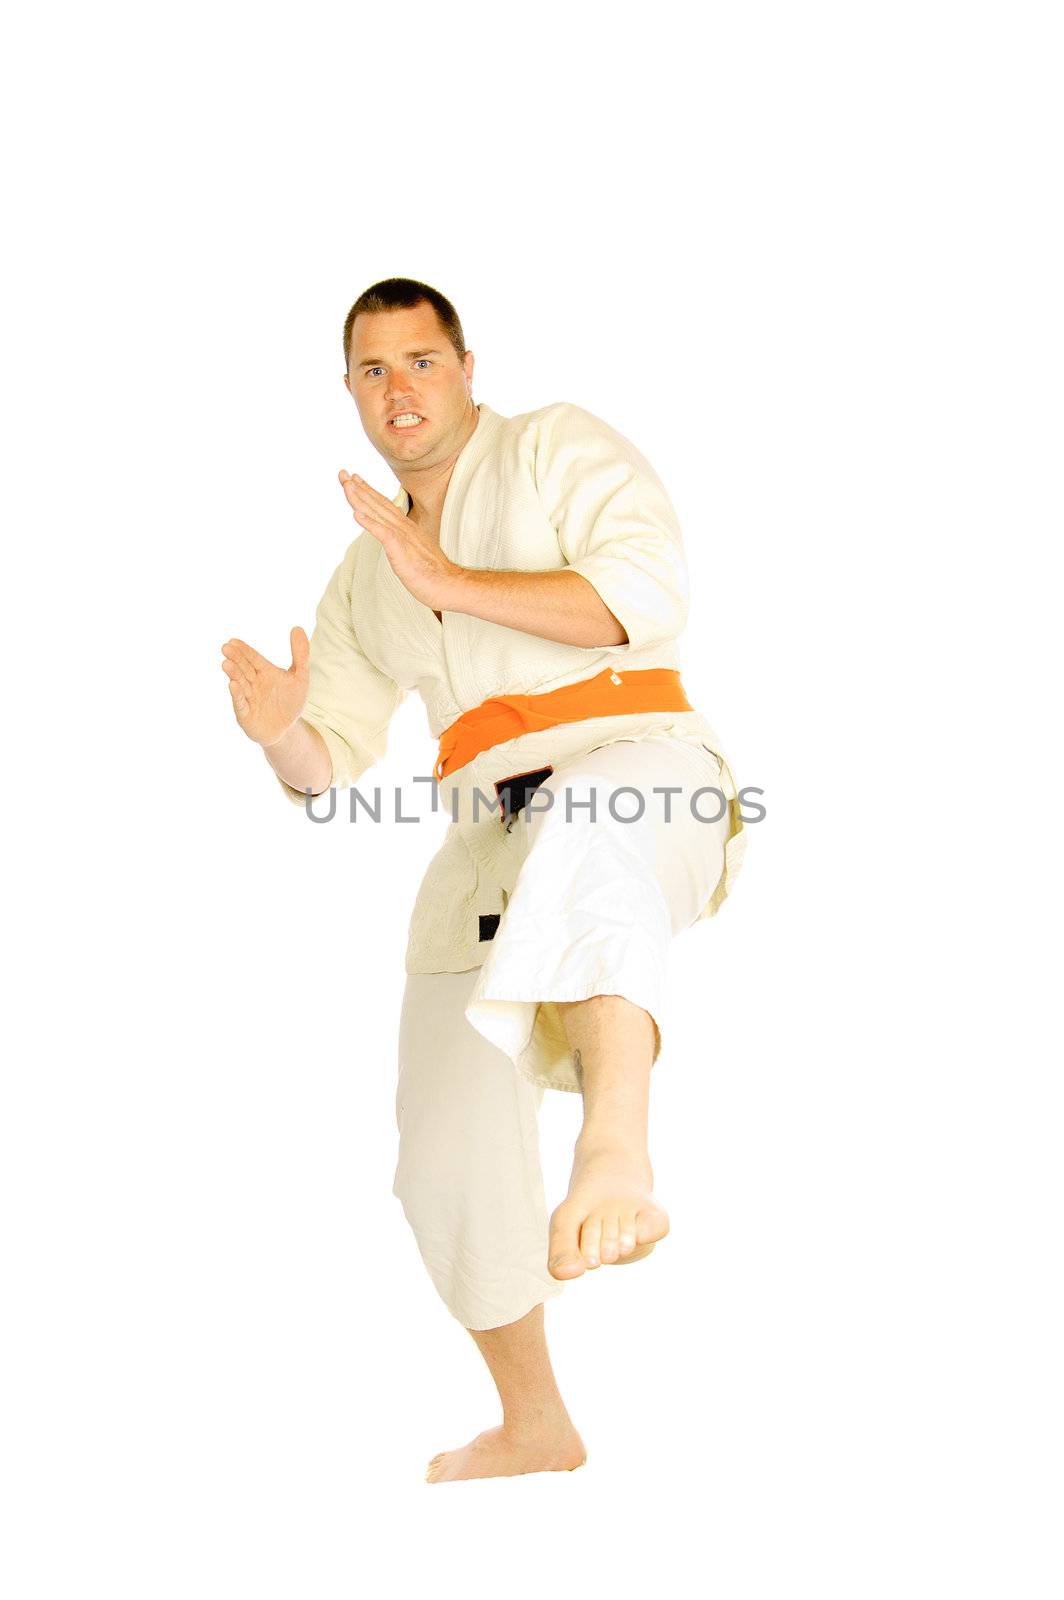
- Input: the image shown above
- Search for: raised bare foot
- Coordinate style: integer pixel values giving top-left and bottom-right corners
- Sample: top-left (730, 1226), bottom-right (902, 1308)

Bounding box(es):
top-left (547, 1140), bottom-right (669, 1279)
top-left (425, 1422), bottom-right (587, 1483)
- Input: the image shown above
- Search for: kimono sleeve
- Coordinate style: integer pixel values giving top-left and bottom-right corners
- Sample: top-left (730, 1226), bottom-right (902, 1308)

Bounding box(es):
top-left (277, 537), bottom-right (405, 805)
top-left (534, 403), bottom-right (691, 653)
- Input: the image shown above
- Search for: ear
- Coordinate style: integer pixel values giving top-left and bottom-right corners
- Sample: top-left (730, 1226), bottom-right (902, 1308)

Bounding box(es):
top-left (343, 373), bottom-right (353, 397)
top-left (463, 349), bottom-right (475, 392)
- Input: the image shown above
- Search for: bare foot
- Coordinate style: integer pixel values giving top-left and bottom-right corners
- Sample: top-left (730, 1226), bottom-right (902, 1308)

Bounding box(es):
top-left (548, 1141), bottom-right (669, 1279)
top-left (425, 1422), bottom-right (587, 1483)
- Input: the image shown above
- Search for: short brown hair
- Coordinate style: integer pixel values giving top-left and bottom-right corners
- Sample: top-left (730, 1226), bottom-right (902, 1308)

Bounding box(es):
top-left (342, 277), bottom-right (466, 369)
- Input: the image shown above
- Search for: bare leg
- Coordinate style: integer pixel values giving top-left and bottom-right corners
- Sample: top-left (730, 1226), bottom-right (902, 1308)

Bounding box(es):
top-left (547, 994), bottom-right (669, 1279)
top-left (425, 1302), bottom-right (587, 1483)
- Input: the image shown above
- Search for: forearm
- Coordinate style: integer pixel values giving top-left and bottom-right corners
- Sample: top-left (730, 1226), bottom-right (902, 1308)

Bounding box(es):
top-left (444, 567), bottom-right (628, 648)
top-left (262, 718), bottom-right (332, 795)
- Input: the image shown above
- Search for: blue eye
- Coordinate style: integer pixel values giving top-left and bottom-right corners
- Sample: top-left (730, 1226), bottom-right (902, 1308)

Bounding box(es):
top-left (415, 359), bottom-right (431, 369)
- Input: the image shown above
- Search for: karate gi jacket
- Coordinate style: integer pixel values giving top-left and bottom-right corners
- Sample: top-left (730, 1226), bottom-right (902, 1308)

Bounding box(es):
top-left (278, 400), bottom-right (748, 972)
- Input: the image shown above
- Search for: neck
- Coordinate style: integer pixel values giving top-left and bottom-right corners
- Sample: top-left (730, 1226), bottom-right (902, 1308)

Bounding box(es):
top-left (399, 403), bottom-right (480, 525)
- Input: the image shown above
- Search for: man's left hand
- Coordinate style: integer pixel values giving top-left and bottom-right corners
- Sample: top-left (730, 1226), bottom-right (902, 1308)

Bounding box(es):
top-left (338, 471), bottom-right (462, 613)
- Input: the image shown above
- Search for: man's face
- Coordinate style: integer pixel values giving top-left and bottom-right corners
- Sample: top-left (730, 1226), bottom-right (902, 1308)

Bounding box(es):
top-left (344, 302), bottom-right (476, 469)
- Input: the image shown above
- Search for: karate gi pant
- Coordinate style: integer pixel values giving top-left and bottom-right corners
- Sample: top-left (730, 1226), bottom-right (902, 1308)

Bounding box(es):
top-left (391, 734), bottom-right (732, 1331)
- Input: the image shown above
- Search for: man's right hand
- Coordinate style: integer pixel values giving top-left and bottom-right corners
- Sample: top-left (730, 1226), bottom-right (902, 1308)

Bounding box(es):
top-left (221, 628), bottom-right (309, 747)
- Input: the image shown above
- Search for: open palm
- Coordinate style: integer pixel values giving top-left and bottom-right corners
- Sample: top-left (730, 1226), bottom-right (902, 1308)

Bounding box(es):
top-left (221, 628), bottom-right (309, 746)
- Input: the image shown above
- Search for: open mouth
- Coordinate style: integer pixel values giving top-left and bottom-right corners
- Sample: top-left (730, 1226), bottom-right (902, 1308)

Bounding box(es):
top-left (389, 412), bottom-right (425, 431)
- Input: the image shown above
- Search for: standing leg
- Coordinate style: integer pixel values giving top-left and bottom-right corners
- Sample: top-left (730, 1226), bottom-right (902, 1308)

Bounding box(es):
top-left (393, 968), bottom-right (563, 1329)
top-left (426, 1303), bottom-right (586, 1483)
top-left (392, 968), bottom-right (585, 1481)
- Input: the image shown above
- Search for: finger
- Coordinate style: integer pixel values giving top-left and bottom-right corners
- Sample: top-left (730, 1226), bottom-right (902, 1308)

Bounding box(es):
top-left (222, 639), bottom-right (254, 674)
top-left (344, 472), bottom-right (378, 499)
top-left (343, 476), bottom-right (399, 518)
top-left (223, 637), bottom-right (270, 671)
top-left (351, 507), bottom-right (388, 534)
top-left (345, 495), bottom-right (388, 532)
top-left (353, 478), bottom-right (397, 513)
top-left (220, 662), bottom-right (252, 694)
top-left (347, 495), bottom-right (404, 542)
top-left (221, 660), bottom-right (251, 691)
top-left (224, 639), bottom-right (267, 677)
top-left (341, 479), bottom-right (386, 520)
top-left (228, 679), bottom-right (250, 715)
top-left (289, 625), bottom-right (309, 675)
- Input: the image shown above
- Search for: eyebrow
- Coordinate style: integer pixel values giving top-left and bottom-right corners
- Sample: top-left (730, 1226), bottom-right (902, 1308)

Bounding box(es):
top-left (356, 348), bottom-right (444, 370)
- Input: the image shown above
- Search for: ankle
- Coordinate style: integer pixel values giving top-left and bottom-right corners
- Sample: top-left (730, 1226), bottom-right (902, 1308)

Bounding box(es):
top-left (502, 1400), bottom-right (577, 1441)
top-left (574, 1128), bottom-right (652, 1175)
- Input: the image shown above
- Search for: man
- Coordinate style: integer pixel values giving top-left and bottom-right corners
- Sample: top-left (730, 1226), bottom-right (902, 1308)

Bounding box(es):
top-left (221, 277), bottom-right (746, 1483)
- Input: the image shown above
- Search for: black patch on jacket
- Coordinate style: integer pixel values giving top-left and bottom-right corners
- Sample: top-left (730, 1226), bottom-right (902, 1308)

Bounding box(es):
top-left (494, 764), bottom-right (554, 827)
top-left (478, 766), bottom-right (555, 940)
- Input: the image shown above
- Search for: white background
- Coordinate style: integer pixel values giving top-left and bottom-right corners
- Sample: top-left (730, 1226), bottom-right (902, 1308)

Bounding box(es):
top-left (3, 2), bottom-right (1061, 1596)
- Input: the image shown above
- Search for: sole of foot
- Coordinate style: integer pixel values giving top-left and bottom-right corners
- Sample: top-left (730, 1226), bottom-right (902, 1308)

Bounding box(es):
top-left (424, 1425), bottom-right (588, 1483)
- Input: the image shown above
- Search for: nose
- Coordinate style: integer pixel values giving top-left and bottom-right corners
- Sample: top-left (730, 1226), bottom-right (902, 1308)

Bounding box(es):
top-left (385, 373), bottom-right (417, 404)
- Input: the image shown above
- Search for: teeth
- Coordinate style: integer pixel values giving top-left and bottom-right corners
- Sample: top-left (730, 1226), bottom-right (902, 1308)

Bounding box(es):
top-left (390, 413), bottom-right (423, 427)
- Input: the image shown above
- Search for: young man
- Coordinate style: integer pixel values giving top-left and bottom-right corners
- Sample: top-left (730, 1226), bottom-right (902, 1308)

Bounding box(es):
top-left (221, 277), bottom-right (746, 1483)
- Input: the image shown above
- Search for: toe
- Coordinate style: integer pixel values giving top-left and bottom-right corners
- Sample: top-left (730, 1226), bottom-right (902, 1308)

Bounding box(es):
top-left (580, 1213), bottom-right (603, 1269)
top-left (635, 1204), bottom-right (669, 1246)
top-left (599, 1214), bottom-right (621, 1264)
top-left (549, 1203), bottom-right (586, 1278)
top-left (617, 1211), bottom-right (639, 1257)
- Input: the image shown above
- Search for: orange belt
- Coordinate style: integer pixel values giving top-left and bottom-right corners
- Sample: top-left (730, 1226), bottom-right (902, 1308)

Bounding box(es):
top-left (433, 667), bottom-right (694, 781)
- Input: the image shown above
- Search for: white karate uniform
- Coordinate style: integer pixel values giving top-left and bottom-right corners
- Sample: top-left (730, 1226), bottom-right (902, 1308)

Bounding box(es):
top-left (277, 399), bottom-right (748, 1326)
top-left (393, 734), bottom-right (732, 1329)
